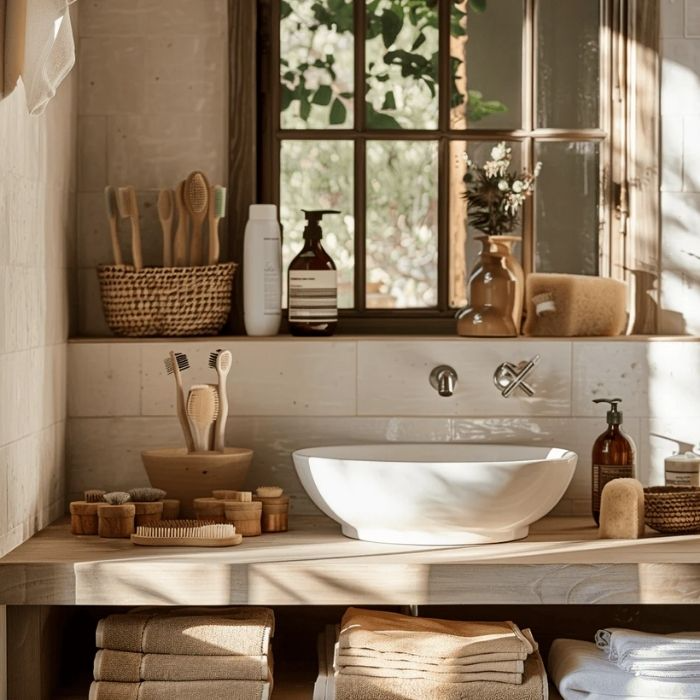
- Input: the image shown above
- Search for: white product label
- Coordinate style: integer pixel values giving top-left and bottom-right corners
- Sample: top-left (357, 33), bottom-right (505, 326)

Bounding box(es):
top-left (288, 270), bottom-right (337, 323)
top-left (263, 238), bottom-right (281, 315)
top-left (666, 471), bottom-right (700, 487)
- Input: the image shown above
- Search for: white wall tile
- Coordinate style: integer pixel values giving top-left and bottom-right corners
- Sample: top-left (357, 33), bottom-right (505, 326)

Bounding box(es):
top-left (572, 341), bottom-right (648, 417)
top-left (662, 45), bottom-right (700, 116)
top-left (662, 116), bottom-right (684, 191)
top-left (682, 116), bottom-right (700, 191)
top-left (686, 0), bottom-right (700, 36)
top-left (647, 341), bottom-right (700, 419)
top-left (357, 340), bottom-right (571, 417)
top-left (662, 0), bottom-right (685, 37)
top-left (68, 343), bottom-right (141, 417)
top-left (140, 341), bottom-right (357, 417)
top-left (660, 268), bottom-right (700, 335)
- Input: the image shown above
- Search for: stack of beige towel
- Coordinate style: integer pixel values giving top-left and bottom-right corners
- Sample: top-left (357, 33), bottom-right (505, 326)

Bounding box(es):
top-left (89, 607), bottom-right (274, 700)
top-left (333, 608), bottom-right (548, 700)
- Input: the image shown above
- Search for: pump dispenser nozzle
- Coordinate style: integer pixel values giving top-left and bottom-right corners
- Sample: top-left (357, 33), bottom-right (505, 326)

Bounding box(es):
top-left (302, 209), bottom-right (340, 240)
top-left (593, 397), bottom-right (623, 425)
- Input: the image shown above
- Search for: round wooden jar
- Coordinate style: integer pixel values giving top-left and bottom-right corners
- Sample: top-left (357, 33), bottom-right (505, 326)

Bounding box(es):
top-left (97, 503), bottom-right (136, 538)
top-left (225, 501), bottom-right (262, 536)
top-left (161, 499), bottom-right (181, 519)
top-left (133, 501), bottom-right (164, 527)
top-left (70, 501), bottom-right (99, 535)
top-left (193, 497), bottom-right (226, 523)
top-left (254, 495), bottom-right (290, 533)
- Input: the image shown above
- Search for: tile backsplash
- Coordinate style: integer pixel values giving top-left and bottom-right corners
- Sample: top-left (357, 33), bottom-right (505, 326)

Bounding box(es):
top-left (66, 338), bottom-right (700, 518)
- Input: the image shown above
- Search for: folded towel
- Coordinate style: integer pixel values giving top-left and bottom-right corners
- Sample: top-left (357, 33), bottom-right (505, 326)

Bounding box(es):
top-left (334, 649), bottom-right (548, 700)
top-left (339, 646), bottom-right (529, 664)
top-left (339, 608), bottom-right (533, 659)
top-left (96, 607), bottom-right (274, 657)
top-left (93, 649), bottom-right (271, 682)
top-left (88, 680), bottom-right (271, 700)
top-left (336, 653), bottom-right (524, 676)
top-left (595, 629), bottom-right (700, 677)
top-left (336, 664), bottom-right (523, 683)
top-left (550, 638), bottom-right (700, 699)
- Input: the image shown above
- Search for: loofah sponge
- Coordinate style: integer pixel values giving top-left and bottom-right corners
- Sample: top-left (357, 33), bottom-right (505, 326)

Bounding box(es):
top-left (103, 491), bottom-right (131, 506)
top-left (128, 487), bottom-right (166, 502)
top-left (599, 478), bottom-right (645, 539)
top-left (523, 273), bottom-right (627, 337)
top-left (256, 486), bottom-right (284, 498)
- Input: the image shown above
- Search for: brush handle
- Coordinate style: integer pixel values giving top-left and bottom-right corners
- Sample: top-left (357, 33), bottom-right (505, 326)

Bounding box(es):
top-left (214, 369), bottom-right (229, 452)
top-left (105, 186), bottom-right (124, 265)
top-left (189, 218), bottom-right (204, 266)
top-left (126, 187), bottom-right (143, 270)
top-left (170, 352), bottom-right (195, 452)
top-left (173, 182), bottom-right (189, 267)
top-left (208, 185), bottom-right (220, 266)
top-left (159, 189), bottom-right (174, 267)
top-left (188, 417), bottom-right (214, 453)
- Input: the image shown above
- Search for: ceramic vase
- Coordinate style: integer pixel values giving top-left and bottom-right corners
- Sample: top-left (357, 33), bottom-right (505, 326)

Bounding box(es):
top-left (456, 235), bottom-right (519, 337)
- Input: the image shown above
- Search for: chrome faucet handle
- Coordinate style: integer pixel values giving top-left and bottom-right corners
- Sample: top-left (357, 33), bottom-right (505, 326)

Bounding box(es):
top-left (493, 354), bottom-right (540, 398)
top-left (430, 365), bottom-right (458, 398)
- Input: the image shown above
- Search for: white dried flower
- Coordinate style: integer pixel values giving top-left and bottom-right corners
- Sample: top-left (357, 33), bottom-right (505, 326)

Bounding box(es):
top-left (534, 161), bottom-right (543, 176)
top-left (484, 160), bottom-right (501, 178)
top-left (512, 180), bottom-right (524, 193)
top-left (498, 179), bottom-right (509, 192)
top-left (490, 142), bottom-right (509, 161)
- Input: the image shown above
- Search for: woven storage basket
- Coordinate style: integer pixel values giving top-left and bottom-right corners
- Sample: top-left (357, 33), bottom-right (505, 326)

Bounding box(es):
top-left (97, 263), bottom-right (236, 337)
top-left (644, 486), bottom-right (700, 534)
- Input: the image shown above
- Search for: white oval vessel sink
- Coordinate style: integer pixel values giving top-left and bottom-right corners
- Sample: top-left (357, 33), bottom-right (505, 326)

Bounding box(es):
top-left (293, 444), bottom-right (577, 545)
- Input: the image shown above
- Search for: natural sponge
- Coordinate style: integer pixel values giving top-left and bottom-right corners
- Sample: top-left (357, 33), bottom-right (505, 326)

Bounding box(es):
top-left (599, 478), bottom-right (645, 539)
top-left (523, 273), bottom-right (627, 337)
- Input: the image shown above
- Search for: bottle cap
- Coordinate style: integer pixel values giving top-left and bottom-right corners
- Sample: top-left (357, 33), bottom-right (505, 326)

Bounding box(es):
top-left (249, 204), bottom-right (277, 221)
top-left (302, 209), bottom-right (340, 240)
top-left (593, 397), bottom-right (623, 425)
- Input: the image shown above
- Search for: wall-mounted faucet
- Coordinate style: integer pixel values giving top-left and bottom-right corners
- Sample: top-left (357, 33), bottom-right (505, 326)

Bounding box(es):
top-left (493, 354), bottom-right (540, 398)
top-left (430, 365), bottom-right (458, 397)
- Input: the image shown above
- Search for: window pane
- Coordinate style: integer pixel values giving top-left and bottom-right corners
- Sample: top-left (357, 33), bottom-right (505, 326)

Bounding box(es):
top-left (280, 0), bottom-right (354, 129)
top-left (449, 140), bottom-right (524, 308)
top-left (366, 140), bottom-right (438, 308)
top-left (280, 140), bottom-right (355, 307)
top-left (535, 141), bottom-right (600, 275)
top-left (537, 0), bottom-right (599, 128)
top-left (365, 0), bottom-right (439, 130)
top-left (450, 0), bottom-right (523, 130)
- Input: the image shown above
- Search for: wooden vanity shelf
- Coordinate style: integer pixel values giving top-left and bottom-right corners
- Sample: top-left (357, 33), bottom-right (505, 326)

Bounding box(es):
top-left (5, 515), bottom-right (700, 698)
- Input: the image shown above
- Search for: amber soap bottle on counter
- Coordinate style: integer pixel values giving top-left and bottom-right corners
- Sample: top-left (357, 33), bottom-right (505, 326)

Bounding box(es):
top-left (591, 397), bottom-right (636, 525)
top-left (287, 209), bottom-right (339, 337)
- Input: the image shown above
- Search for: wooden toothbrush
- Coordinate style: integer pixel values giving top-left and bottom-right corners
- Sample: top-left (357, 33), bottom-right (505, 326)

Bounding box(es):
top-left (186, 384), bottom-right (219, 452)
top-left (117, 186), bottom-right (143, 269)
top-left (185, 170), bottom-right (210, 266)
top-left (209, 349), bottom-right (232, 451)
top-left (173, 180), bottom-right (189, 266)
top-left (157, 189), bottom-right (175, 267)
top-left (104, 186), bottom-right (124, 265)
top-left (208, 185), bottom-right (226, 265)
top-left (164, 351), bottom-right (195, 452)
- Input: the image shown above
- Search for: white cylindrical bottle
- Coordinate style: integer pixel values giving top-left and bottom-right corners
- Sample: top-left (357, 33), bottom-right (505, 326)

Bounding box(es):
top-left (243, 204), bottom-right (282, 336)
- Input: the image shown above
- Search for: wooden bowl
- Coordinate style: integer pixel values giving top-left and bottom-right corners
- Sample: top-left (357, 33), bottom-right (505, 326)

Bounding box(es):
top-left (141, 447), bottom-right (253, 517)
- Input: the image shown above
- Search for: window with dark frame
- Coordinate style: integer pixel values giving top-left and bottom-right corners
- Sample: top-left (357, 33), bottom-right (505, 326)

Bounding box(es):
top-left (242, 0), bottom-right (659, 334)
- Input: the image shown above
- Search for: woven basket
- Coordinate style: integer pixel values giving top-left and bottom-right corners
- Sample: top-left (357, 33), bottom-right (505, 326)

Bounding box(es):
top-left (97, 263), bottom-right (236, 337)
top-left (644, 486), bottom-right (700, 534)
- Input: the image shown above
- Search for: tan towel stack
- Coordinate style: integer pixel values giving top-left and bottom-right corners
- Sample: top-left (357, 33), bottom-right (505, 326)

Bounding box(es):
top-left (333, 608), bottom-right (549, 700)
top-left (89, 606), bottom-right (274, 700)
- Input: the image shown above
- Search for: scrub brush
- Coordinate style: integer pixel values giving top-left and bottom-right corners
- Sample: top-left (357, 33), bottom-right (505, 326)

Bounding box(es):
top-left (104, 186), bottom-right (123, 265)
top-left (185, 171), bottom-right (210, 266)
top-left (208, 185), bottom-right (226, 265)
top-left (164, 351), bottom-right (195, 452)
top-left (186, 384), bottom-right (220, 451)
top-left (130, 520), bottom-right (242, 547)
top-left (256, 486), bottom-right (284, 498)
top-left (117, 185), bottom-right (143, 269)
top-left (209, 349), bottom-right (232, 451)
top-left (128, 487), bottom-right (166, 502)
top-left (103, 492), bottom-right (131, 505)
top-left (84, 489), bottom-right (106, 503)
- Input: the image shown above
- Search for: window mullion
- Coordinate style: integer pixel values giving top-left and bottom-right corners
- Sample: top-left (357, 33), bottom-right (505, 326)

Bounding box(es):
top-left (354, 0), bottom-right (367, 311)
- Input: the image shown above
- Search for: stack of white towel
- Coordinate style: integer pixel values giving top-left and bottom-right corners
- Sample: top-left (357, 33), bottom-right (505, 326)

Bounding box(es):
top-left (549, 628), bottom-right (700, 699)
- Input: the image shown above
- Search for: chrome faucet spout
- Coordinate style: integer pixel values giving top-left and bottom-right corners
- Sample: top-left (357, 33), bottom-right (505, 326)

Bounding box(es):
top-left (430, 365), bottom-right (458, 397)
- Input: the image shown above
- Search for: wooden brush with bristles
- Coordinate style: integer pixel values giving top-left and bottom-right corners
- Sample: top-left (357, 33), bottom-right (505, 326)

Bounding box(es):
top-left (84, 489), bottom-right (106, 503)
top-left (130, 520), bottom-right (242, 547)
top-left (128, 487), bottom-right (166, 503)
top-left (186, 384), bottom-right (219, 452)
top-left (103, 491), bottom-right (131, 506)
top-left (164, 351), bottom-right (195, 452)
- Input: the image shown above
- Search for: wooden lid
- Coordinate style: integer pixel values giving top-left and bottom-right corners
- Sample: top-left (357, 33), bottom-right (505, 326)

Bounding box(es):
top-left (133, 502), bottom-right (164, 514)
top-left (253, 495), bottom-right (290, 505)
top-left (224, 501), bottom-right (262, 512)
top-left (97, 503), bottom-right (135, 517)
top-left (69, 501), bottom-right (98, 515)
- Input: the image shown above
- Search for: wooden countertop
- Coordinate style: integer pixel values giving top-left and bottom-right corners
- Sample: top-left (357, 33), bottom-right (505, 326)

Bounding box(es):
top-left (3, 516), bottom-right (700, 606)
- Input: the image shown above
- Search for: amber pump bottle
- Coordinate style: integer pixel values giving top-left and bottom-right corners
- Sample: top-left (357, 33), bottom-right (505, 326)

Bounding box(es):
top-left (591, 397), bottom-right (636, 525)
top-left (288, 209), bottom-right (339, 337)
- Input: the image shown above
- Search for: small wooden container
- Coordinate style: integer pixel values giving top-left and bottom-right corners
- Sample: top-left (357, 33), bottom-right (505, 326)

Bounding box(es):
top-left (214, 490), bottom-right (252, 502)
top-left (70, 501), bottom-right (99, 535)
top-left (225, 501), bottom-right (262, 536)
top-left (97, 503), bottom-right (136, 539)
top-left (194, 497), bottom-right (226, 523)
top-left (254, 495), bottom-right (290, 533)
top-left (133, 501), bottom-right (164, 527)
top-left (162, 499), bottom-right (181, 519)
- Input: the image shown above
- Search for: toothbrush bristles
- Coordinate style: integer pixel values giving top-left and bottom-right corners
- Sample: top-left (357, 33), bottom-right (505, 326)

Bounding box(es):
top-left (208, 349), bottom-right (223, 369)
top-left (174, 352), bottom-right (190, 371)
top-left (163, 357), bottom-right (174, 374)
